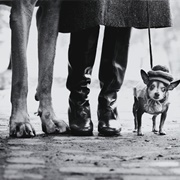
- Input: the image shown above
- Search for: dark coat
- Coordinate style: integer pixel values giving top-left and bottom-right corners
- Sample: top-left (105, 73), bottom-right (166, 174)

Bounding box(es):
top-left (59, 0), bottom-right (171, 33)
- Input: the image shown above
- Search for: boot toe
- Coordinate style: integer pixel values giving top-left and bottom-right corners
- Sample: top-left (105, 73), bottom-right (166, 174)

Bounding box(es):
top-left (98, 120), bottom-right (121, 136)
top-left (70, 122), bottom-right (93, 136)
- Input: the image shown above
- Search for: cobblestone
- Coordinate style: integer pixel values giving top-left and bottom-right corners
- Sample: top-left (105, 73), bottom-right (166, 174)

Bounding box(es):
top-left (6, 157), bottom-right (45, 165)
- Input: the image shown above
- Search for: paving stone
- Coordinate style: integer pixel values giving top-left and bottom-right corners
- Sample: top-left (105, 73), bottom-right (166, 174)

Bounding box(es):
top-left (9, 151), bottom-right (33, 156)
top-left (59, 167), bottom-right (162, 175)
top-left (3, 170), bottom-right (24, 180)
top-left (6, 164), bottom-right (45, 170)
top-left (4, 171), bottom-right (43, 180)
top-left (24, 174), bottom-right (43, 180)
top-left (65, 177), bottom-right (93, 180)
top-left (149, 161), bottom-right (179, 167)
top-left (9, 146), bottom-right (23, 150)
top-left (123, 175), bottom-right (180, 180)
top-left (53, 136), bottom-right (103, 142)
top-left (121, 162), bottom-right (147, 168)
top-left (170, 168), bottom-right (180, 175)
top-left (4, 169), bottom-right (18, 176)
top-left (6, 157), bottom-right (45, 164)
top-left (59, 149), bottom-right (91, 154)
top-left (8, 139), bottom-right (45, 146)
top-left (62, 154), bottom-right (120, 161)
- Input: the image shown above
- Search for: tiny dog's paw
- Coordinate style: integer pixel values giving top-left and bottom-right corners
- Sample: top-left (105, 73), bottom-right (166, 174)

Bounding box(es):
top-left (137, 132), bottom-right (144, 136)
top-left (159, 130), bottom-right (166, 135)
top-left (10, 122), bottom-right (36, 138)
top-left (152, 129), bottom-right (158, 134)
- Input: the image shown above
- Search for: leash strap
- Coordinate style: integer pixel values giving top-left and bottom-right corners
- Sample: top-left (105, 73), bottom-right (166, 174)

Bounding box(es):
top-left (147, 1), bottom-right (153, 69)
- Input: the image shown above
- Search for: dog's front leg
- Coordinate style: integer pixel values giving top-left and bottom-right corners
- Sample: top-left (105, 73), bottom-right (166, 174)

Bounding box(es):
top-left (152, 115), bottom-right (158, 133)
top-left (35, 0), bottom-right (69, 134)
top-left (137, 110), bottom-right (144, 136)
top-left (9, 0), bottom-right (38, 137)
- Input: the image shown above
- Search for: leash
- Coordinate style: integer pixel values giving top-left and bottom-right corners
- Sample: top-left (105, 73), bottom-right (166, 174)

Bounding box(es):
top-left (147, 1), bottom-right (153, 69)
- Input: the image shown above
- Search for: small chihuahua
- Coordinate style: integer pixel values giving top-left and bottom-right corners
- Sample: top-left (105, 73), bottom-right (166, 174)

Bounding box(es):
top-left (133, 65), bottom-right (180, 136)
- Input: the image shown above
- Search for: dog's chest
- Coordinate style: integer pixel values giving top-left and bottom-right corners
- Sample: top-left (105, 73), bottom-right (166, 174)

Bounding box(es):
top-left (143, 98), bottom-right (166, 114)
top-left (134, 86), bottom-right (169, 115)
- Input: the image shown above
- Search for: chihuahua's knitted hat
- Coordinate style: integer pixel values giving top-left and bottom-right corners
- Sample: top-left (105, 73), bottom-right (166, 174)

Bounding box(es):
top-left (148, 65), bottom-right (173, 85)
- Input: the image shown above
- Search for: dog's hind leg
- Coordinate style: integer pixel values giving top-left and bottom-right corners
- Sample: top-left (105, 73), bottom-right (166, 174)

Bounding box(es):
top-left (35, 0), bottom-right (69, 134)
top-left (137, 110), bottom-right (144, 136)
top-left (9, 0), bottom-right (38, 137)
top-left (132, 96), bottom-right (138, 132)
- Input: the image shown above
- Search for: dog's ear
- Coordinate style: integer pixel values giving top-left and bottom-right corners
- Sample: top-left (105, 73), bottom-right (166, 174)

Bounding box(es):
top-left (140, 69), bottom-right (149, 85)
top-left (168, 80), bottom-right (180, 91)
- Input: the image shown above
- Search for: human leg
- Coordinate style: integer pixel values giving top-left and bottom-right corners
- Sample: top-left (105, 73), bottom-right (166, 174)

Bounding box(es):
top-left (67, 26), bottom-right (100, 136)
top-left (98, 27), bottom-right (131, 136)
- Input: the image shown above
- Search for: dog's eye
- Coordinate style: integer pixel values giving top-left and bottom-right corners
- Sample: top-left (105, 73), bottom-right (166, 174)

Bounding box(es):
top-left (161, 87), bottom-right (166, 92)
top-left (149, 84), bottom-right (155, 90)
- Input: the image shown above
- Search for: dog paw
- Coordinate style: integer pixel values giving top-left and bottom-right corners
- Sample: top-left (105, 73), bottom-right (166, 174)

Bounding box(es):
top-left (38, 109), bottom-right (69, 134)
top-left (10, 121), bottom-right (36, 138)
top-left (137, 132), bottom-right (144, 136)
top-left (152, 129), bottom-right (158, 134)
top-left (42, 119), bottom-right (69, 134)
top-left (159, 131), bottom-right (166, 135)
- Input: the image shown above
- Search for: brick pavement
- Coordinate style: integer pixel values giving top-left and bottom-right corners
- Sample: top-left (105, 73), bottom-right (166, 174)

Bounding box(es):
top-left (1, 78), bottom-right (180, 180)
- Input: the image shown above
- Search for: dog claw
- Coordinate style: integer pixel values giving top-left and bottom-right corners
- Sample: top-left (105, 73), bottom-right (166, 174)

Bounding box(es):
top-left (35, 111), bottom-right (41, 117)
top-left (41, 115), bottom-right (69, 134)
top-left (38, 106), bottom-right (70, 134)
top-left (42, 119), bottom-right (69, 134)
top-left (35, 92), bottom-right (40, 102)
top-left (10, 122), bottom-right (36, 138)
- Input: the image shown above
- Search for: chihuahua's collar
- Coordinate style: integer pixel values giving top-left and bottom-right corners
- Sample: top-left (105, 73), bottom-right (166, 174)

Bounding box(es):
top-left (144, 89), bottom-right (169, 115)
top-left (134, 86), bottom-right (170, 115)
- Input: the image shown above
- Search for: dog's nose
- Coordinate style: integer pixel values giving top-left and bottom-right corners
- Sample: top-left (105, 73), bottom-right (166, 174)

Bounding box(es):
top-left (154, 92), bottom-right (160, 98)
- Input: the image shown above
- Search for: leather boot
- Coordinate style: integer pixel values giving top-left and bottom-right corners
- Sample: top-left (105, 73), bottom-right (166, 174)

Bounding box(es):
top-left (67, 26), bottom-right (100, 136)
top-left (98, 27), bottom-right (131, 136)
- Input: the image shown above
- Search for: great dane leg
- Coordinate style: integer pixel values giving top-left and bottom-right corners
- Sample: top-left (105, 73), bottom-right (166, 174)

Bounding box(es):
top-left (9, 0), bottom-right (37, 137)
top-left (35, 0), bottom-right (69, 134)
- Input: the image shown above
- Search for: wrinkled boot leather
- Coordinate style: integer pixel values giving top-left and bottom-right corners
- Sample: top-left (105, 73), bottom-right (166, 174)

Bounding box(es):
top-left (98, 27), bottom-right (131, 136)
top-left (67, 26), bottom-right (100, 136)
top-left (68, 100), bottom-right (93, 136)
top-left (98, 92), bottom-right (121, 136)
top-left (98, 105), bottom-right (121, 136)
